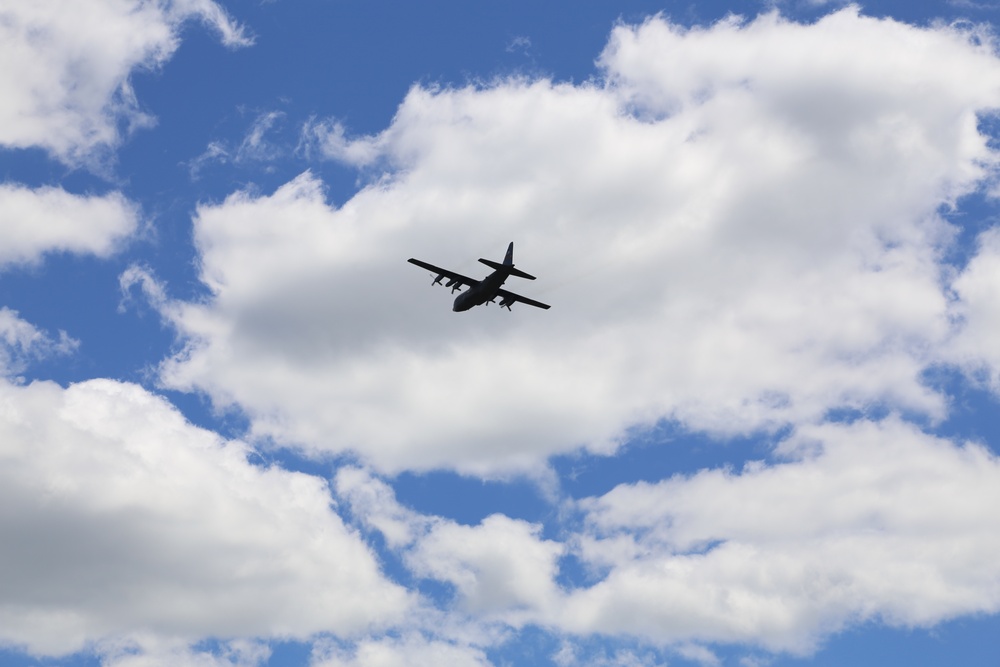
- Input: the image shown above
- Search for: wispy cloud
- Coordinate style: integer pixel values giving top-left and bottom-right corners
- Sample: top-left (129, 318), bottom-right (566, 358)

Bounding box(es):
top-left (506, 35), bottom-right (533, 54)
top-left (300, 117), bottom-right (384, 167)
top-left (0, 308), bottom-right (78, 376)
top-left (187, 111), bottom-right (288, 179)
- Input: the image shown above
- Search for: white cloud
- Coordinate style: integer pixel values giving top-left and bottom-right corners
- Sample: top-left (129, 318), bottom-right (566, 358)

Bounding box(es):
top-left (552, 641), bottom-right (664, 667)
top-left (327, 414), bottom-right (1000, 656)
top-left (334, 466), bottom-right (430, 549)
top-left (9, 1), bottom-right (999, 663)
top-left (335, 468), bottom-right (563, 621)
top-left (406, 514), bottom-right (565, 618)
top-left (562, 418), bottom-right (1000, 653)
top-left (947, 226), bottom-right (1000, 389)
top-left (303, 119), bottom-right (384, 168)
top-left (146, 9), bottom-right (1000, 476)
top-left (0, 307), bottom-right (79, 375)
top-left (675, 644), bottom-right (721, 666)
top-left (174, 0), bottom-right (253, 48)
top-left (311, 634), bottom-right (493, 667)
top-left (0, 376), bottom-right (411, 657)
top-left (0, 183), bottom-right (138, 268)
top-left (0, 0), bottom-right (250, 163)
top-left (99, 638), bottom-right (270, 667)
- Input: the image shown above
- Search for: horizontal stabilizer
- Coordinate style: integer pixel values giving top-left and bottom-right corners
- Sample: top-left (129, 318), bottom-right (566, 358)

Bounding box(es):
top-left (478, 258), bottom-right (536, 280)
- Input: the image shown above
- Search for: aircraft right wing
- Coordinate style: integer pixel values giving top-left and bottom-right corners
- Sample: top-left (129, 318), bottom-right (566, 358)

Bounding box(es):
top-left (407, 258), bottom-right (477, 289)
top-left (495, 288), bottom-right (551, 310)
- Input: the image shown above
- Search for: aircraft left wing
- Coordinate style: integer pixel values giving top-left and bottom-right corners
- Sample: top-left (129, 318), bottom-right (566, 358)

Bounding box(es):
top-left (495, 287), bottom-right (551, 310)
top-left (407, 258), bottom-right (477, 289)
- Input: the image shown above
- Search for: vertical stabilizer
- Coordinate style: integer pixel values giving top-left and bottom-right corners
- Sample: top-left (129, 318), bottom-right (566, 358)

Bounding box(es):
top-left (504, 241), bottom-right (514, 266)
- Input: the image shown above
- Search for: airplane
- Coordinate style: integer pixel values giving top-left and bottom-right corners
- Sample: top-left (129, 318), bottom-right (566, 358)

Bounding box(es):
top-left (408, 242), bottom-right (551, 312)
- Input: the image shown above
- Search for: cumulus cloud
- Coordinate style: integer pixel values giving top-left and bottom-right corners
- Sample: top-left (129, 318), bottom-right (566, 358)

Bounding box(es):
top-left (305, 419), bottom-right (1000, 657)
top-left (146, 9), bottom-right (1000, 475)
top-left (336, 467), bottom-right (563, 621)
top-left (0, 183), bottom-right (138, 268)
top-left (406, 514), bottom-right (565, 618)
top-left (562, 418), bottom-right (1000, 652)
top-left (331, 414), bottom-right (1000, 656)
top-left (12, 1), bottom-right (1000, 663)
top-left (0, 377), bottom-right (411, 657)
top-left (0, 0), bottom-right (250, 163)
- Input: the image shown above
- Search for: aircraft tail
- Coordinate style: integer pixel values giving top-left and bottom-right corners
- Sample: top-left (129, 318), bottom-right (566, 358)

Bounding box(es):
top-left (478, 242), bottom-right (536, 280)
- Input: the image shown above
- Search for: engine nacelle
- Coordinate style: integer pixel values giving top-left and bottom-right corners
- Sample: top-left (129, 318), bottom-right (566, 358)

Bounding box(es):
top-left (499, 296), bottom-right (515, 310)
top-left (433, 273), bottom-right (446, 285)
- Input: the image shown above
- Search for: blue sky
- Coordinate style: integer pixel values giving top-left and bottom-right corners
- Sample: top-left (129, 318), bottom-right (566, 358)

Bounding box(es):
top-left (2, 0), bottom-right (1000, 665)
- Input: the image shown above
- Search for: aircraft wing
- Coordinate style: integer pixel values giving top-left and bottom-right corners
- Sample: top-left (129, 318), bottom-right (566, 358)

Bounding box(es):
top-left (407, 258), bottom-right (477, 287)
top-left (495, 287), bottom-right (551, 310)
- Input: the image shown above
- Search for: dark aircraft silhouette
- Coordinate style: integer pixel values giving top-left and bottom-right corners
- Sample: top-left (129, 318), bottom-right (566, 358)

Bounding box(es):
top-left (408, 242), bottom-right (551, 312)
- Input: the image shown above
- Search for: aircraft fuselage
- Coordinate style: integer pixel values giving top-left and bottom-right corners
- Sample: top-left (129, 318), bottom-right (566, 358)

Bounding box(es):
top-left (453, 269), bottom-right (509, 311)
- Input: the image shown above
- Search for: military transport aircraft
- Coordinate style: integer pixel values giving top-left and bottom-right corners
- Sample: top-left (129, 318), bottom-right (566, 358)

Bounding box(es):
top-left (408, 242), bottom-right (551, 312)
